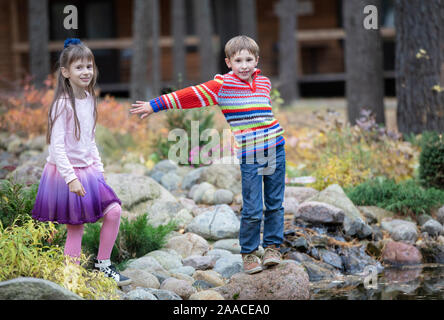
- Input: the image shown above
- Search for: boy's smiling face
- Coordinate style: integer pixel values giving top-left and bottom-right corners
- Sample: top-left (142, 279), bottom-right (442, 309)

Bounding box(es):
top-left (225, 49), bottom-right (259, 83)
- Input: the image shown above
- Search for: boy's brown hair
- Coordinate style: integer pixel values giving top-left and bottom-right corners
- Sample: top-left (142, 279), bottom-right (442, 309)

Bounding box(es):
top-left (224, 35), bottom-right (259, 59)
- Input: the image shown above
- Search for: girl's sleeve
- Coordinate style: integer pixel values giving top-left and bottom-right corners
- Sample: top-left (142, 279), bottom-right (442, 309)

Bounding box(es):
top-left (149, 75), bottom-right (223, 112)
top-left (50, 102), bottom-right (77, 184)
top-left (90, 128), bottom-right (105, 173)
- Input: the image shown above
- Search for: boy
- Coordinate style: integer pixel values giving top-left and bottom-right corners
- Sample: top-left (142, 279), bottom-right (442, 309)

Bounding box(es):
top-left (130, 35), bottom-right (286, 274)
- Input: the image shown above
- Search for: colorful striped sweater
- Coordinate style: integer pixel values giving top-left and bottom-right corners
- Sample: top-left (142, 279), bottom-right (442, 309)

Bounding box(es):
top-left (149, 69), bottom-right (285, 158)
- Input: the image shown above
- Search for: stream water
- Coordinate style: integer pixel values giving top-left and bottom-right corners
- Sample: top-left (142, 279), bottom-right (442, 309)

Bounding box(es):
top-left (311, 264), bottom-right (444, 300)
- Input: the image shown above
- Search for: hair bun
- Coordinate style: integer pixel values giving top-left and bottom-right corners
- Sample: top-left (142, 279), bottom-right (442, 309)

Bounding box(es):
top-left (64, 38), bottom-right (82, 49)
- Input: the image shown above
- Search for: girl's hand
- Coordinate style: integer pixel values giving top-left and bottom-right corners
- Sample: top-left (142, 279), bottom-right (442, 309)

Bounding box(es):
top-left (68, 178), bottom-right (86, 197)
top-left (130, 101), bottom-right (154, 119)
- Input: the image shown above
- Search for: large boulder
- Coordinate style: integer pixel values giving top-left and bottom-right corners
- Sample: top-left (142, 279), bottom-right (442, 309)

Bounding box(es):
top-left (105, 173), bottom-right (163, 210)
top-left (306, 184), bottom-right (372, 239)
top-left (214, 261), bottom-right (310, 300)
top-left (0, 277), bottom-right (83, 300)
top-left (185, 204), bottom-right (240, 240)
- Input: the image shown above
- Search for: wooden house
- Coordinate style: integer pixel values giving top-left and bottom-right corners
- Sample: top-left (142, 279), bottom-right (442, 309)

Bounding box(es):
top-left (0, 0), bottom-right (396, 96)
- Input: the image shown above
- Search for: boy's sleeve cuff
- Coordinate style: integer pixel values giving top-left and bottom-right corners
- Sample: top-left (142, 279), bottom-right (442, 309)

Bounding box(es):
top-left (150, 98), bottom-right (161, 112)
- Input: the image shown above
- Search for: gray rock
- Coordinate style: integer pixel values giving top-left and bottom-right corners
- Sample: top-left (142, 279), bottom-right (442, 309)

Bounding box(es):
top-left (150, 170), bottom-right (165, 184)
top-left (124, 256), bottom-right (170, 276)
top-left (183, 255), bottom-right (215, 270)
top-left (169, 266), bottom-right (196, 277)
top-left (200, 162), bottom-right (242, 195)
top-left (213, 254), bottom-right (243, 279)
top-left (286, 252), bottom-right (340, 281)
top-left (147, 249), bottom-right (183, 271)
top-left (124, 288), bottom-right (158, 300)
top-left (192, 280), bottom-right (215, 290)
top-left (0, 277), bottom-right (83, 300)
top-left (146, 200), bottom-right (193, 228)
top-left (192, 182), bottom-right (217, 204)
top-left (213, 239), bottom-right (241, 254)
top-left (306, 184), bottom-right (372, 239)
top-left (160, 278), bottom-right (197, 299)
top-left (422, 219), bottom-right (443, 237)
top-left (381, 219), bottom-right (418, 243)
top-left (185, 204), bottom-right (240, 240)
top-left (144, 288), bottom-right (183, 300)
top-left (165, 232), bottom-right (210, 258)
top-left (283, 197), bottom-right (300, 215)
top-left (160, 172), bottom-right (182, 191)
top-left (296, 201), bottom-right (345, 224)
top-left (181, 167), bottom-right (205, 190)
top-left (153, 159), bottom-right (179, 173)
top-left (213, 189), bottom-right (234, 205)
top-left (318, 248), bottom-right (343, 270)
top-left (206, 249), bottom-right (235, 261)
top-left (285, 186), bottom-right (319, 203)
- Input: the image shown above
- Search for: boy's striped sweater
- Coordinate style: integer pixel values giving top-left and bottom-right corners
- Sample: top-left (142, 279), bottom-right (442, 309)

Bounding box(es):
top-left (149, 69), bottom-right (285, 158)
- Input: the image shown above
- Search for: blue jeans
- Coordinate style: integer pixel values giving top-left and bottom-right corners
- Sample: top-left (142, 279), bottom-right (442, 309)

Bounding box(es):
top-left (239, 144), bottom-right (286, 254)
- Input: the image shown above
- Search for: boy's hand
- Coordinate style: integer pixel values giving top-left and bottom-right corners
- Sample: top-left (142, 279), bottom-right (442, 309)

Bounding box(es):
top-left (68, 178), bottom-right (86, 197)
top-left (130, 101), bottom-right (154, 119)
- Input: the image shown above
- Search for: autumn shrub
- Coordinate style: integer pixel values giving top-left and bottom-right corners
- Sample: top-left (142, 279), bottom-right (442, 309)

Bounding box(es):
top-left (289, 109), bottom-right (420, 190)
top-left (419, 131), bottom-right (444, 190)
top-left (0, 216), bottom-right (118, 299)
top-left (344, 177), bottom-right (444, 216)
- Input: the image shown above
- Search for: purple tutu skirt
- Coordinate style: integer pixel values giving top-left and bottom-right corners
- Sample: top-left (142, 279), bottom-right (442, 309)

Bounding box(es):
top-left (32, 163), bottom-right (121, 225)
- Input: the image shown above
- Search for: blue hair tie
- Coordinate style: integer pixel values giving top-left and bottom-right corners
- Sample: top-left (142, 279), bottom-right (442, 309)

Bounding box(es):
top-left (64, 38), bottom-right (82, 49)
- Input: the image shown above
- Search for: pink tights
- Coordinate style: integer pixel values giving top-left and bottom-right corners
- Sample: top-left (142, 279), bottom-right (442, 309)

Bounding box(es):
top-left (64, 203), bottom-right (121, 264)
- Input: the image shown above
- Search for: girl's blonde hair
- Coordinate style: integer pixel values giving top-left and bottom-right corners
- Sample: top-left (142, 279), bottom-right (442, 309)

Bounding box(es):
top-left (47, 42), bottom-right (98, 144)
top-left (224, 35), bottom-right (259, 59)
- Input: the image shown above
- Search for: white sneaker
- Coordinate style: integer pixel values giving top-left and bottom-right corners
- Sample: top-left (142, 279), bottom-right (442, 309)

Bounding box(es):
top-left (94, 259), bottom-right (132, 286)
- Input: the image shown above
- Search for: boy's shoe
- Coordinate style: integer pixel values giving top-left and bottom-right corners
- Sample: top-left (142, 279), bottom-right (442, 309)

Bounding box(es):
top-left (94, 258), bottom-right (132, 286)
top-left (262, 246), bottom-right (282, 267)
top-left (242, 254), bottom-right (263, 274)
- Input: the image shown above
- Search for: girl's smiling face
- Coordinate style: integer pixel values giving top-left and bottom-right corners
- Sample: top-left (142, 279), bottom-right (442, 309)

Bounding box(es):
top-left (225, 49), bottom-right (259, 83)
top-left (61, 58), bottom-right (94, 90)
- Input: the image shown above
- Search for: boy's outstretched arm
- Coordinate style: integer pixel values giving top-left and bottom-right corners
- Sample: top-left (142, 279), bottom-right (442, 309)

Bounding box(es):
top-left (129, 75), bottom-right (223, 119)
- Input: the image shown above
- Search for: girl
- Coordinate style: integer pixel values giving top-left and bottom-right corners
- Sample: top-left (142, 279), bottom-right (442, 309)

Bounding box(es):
top-left (31, 38), bottom-right (131, 286)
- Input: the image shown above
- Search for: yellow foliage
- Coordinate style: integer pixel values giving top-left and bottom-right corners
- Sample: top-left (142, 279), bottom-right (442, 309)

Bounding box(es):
top-left (0, 217), bottom-right (119, 300)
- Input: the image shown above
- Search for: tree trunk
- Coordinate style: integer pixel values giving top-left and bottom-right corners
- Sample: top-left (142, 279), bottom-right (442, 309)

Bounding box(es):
top-left (238, 0), bottom-right (257, 40)
top-left (193, 0), bottom-right (217, 81)
top-left (275, 0), bottom-right (299, 104)
top-left (395, 0), bottom-right (444, 134)
top-left (151, 0), bottom-right (161, 97)
top-left (172, 0), bottom-right (187, 89)
top-left (28, 0), bottom-right (50, 88)
top-left (343, 0), bottom-right (385, 126)
top-left (130, 0), bottom-right (150, 100)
